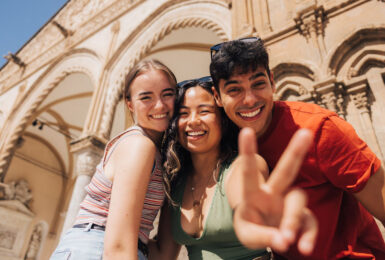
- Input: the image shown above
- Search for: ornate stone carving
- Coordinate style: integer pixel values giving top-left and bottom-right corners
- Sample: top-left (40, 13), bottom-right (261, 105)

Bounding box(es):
top-left (295, 4), bottom-right (327, 59)
top-left (351, 91), bottom-right (369, 113)
top-left (70, 135), bottom-right (105, 177)
top-left (25, 223), bottom-right (43, 260)
top-left (0, 200), bottom-right (34, 259)
top-left (321, 92), bottom-right (337, 112)
top-left (0, 180), bottom-right (32, 207)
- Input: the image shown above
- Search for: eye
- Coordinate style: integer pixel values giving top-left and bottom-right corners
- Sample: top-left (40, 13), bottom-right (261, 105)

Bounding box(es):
top-left (179, 110), bottom-right (189, 117)
top-left (139, 96), bottom-right (151, 101)
top-left (252, 81), bottom-right (266, 89)
top-left (163, 90), bottom-right (176, 98)
top-left (226, 87), bottom-right (241, 95)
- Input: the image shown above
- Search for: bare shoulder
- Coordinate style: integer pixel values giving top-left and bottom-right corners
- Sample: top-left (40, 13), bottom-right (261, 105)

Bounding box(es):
top-left (104, 133), bottom-right (157, 180)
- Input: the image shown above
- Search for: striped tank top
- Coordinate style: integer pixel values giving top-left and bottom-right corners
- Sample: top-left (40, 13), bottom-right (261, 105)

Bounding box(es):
top-left (74, 125), bottom-right (165, 243)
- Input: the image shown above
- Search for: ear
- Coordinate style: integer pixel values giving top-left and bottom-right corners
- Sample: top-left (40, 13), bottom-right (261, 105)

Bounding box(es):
top-left (125, 99), bottom-right (134, 112)
top-left (212, 86), bottom-right (223, 107)
top-left (269, 71), bottom-right (276, 93)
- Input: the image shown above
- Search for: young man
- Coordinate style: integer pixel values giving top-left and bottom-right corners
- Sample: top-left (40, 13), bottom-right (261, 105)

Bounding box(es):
top-left (210, 37), bottom-right (385, 259)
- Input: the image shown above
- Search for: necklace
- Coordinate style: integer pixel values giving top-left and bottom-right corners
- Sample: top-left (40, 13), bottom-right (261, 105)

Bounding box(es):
top-left (190, 166), bottom-right (218, 231)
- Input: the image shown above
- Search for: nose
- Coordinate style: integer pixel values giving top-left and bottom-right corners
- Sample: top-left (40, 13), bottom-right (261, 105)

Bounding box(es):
top-left (188, 112), bottom-right (201, 126)
top-left (154, 97), bottom-right (166, 111)
top-left (243, 89), bottom-right (258, 107)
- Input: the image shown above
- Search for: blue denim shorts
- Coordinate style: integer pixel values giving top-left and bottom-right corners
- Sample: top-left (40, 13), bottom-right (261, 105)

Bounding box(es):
top-left (50, 224), bottom-right (147, 260)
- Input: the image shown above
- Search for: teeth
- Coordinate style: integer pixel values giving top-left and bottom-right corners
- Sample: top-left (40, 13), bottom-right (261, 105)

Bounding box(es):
top-left (187, 131), bottom-right (205, 136)
top-left (152, 113), bottom-right (167, 119)
top-left (239, 108), bottom-right (261, 118)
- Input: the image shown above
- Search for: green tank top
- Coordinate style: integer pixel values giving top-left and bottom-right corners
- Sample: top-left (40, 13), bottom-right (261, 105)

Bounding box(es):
top-left (170, 165), bottom-right (267, 260)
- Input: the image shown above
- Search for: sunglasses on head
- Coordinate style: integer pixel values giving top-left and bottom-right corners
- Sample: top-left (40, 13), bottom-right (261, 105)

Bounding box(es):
top-left (177, 76), bottom-right (212, 88)
top-left (210, 37), bottom-right (262, 60)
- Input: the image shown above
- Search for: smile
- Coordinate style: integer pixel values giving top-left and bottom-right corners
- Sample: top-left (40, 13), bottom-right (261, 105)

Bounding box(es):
top-left (238, 106), bottom-right (263, 119)
top-left (186, 130), bottom-right (206, 137)
top-left (151, 113), bottom-right (168, 119)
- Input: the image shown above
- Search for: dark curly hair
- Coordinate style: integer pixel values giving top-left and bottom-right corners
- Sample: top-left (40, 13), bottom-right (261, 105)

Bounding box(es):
top-left (161, 77), bottom-right (239, 205)
top-left (210, 38), bottom-right (270, 92)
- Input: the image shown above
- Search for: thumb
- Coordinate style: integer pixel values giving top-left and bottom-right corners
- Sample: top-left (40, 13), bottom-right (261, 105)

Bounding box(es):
top-left (238, 127), bottom-right (258, 155)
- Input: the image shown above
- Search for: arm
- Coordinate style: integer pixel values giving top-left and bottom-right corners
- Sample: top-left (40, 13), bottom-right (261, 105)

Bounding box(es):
top-left (354, 165), bottom-right (385, 224)
top-left (148, 204), bottom-right (181, 260)
top-left (103, 135), bottom-right (156, 260)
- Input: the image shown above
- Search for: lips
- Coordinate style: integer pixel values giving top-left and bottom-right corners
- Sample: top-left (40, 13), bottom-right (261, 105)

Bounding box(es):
top-left (185, 130), bottom-right (207, 140)
top-left (151, 113), bottom-right (168, 119)
top-left (237, 106), bottom-right (264, 121)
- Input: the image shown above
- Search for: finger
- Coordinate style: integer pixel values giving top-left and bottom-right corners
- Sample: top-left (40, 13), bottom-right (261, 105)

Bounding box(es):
top-left (297, 208), bottom-right (318, 256)
top-left (233, 203), bottom-right (290, 252)
top-left (237, 127), bottom-right (261, 190)
top-left (238, 127), bottom-right (258, 155)
top-left (268, 128), bottom-right (314, 193)
top-left (280, 188), bottom-right (307, 244)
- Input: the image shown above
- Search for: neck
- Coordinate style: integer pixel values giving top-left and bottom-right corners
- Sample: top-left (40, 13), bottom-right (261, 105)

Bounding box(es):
top-left (190, 149), bottom-right (220, 180)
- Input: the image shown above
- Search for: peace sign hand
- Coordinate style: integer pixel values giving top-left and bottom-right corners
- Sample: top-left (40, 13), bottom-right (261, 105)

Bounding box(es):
top-left (226, 128), bottom-right (318, 255)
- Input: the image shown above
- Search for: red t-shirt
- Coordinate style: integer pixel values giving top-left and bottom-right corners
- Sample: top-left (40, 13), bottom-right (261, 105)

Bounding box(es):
top-left (258, 101), bottom-right (385, 260)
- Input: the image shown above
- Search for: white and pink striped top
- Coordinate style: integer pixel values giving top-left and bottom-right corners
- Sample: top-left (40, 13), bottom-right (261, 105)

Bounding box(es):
top-left (74, 125), bottom-right (165, 244)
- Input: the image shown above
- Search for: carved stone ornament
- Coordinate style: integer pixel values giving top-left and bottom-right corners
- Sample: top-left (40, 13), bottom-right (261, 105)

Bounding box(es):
top-left (351, 91), bottom-right (369, 112)
top-left (0, 200), bottom-right (34, 260)
top-left (0, 180), bottom-right (32, 207)
top-left (321, 92), bottom-right (337, 112)
top-left (25, 224), bottom-right (43, 260)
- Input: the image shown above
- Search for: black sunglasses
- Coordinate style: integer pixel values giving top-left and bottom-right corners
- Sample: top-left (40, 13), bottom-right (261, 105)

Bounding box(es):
top-left (210, 37), bottom-right (262, 60)
top-left (177, 76), bottom-right (212, 88)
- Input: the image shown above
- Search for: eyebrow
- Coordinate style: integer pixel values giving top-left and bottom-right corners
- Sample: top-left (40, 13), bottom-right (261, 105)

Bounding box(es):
top-left (163, 88), bottom-right (175, 92)
top-left (180, 104), bottom-right (215, 109)
top-left (138, 88), bottom-right (175, 96)
top-left (138, 91), bottom-right (152, 96)
top-left (223, 72), bottom-right (266, 88)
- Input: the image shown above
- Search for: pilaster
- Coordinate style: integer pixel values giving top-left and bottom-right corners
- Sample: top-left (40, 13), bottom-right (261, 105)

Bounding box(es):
top-left (346, 79), bottom-right (384, 160)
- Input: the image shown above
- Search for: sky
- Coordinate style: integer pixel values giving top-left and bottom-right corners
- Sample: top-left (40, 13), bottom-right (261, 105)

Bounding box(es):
top-left (0, 0), bottom-right (68, 68)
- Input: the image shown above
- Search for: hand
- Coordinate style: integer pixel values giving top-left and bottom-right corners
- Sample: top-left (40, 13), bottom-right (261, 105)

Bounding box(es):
top-left (226, 128), bottom-right (318, 255)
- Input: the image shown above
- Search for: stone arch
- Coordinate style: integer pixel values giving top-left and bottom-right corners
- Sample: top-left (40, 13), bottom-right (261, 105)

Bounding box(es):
top-left (350, 50), bottom-right (385, 77)
top-left (326, 26), bottom-right (385, 78)
top-left (98, 0), bottom-right (231, 138)
top-left (272, 62), bottom-right (315, 102)
top-left (0, 49), bottom-right (102, 177)
top-left (275, 80), bottom-right (311, 101)
top-left (272, 62), bottom-right (317, 82)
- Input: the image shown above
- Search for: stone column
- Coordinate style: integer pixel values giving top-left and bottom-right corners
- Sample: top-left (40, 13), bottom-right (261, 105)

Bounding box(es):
top-left (60, 136), bottom-right (105, 236)
top-left (348, 85), bottom-right (384, 161)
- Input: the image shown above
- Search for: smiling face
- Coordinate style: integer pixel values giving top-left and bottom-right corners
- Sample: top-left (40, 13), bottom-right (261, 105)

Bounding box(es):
top-left (127, 69), bottom-right (176, 137)
top-left (178, 86), bottom-right (222, 156)
top-left (214, 66), bottom-right (275, 137)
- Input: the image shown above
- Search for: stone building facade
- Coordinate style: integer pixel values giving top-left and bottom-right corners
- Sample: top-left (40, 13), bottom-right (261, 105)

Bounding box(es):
top-left (0, 0), bottom-right (384, 259)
